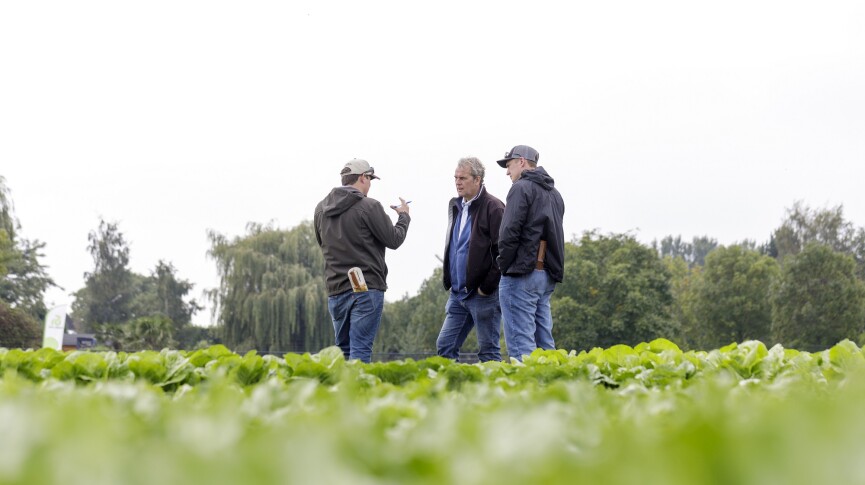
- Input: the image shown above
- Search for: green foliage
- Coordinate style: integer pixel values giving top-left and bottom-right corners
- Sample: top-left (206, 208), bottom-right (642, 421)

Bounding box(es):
top-left (186, 343), bottom-right (234, 367)
top-left (127, 261), bottom-right (204, 349)
top-left (0, 229), bottom-right (11, 277)
top-left (0, 176), bottom-right (14, 236)
top-left (0, 177), bottom-right (54, 320)
top-left (72, 220), bottom-right (203, 349)
top-left (48, 350), bottom-right (131, 383)
top-left (129, 261), bottom-right (202, 329)
top-left (206, 221), bottom-right (330, 353)
top-left (773, 201), bottom-right (865, 277)
top-left (4, 338), bottom-right (864, 389)
top-left (6, 341), bottom-right (865, 485)
top-left (553, 232), bottom-right (677, 350)
top-left (655, 235), bottom-right (718, 267)
top-left (662, 256), bottom-right (702, 350)
top-left (0, 347), bottom-right (65, 380)
top-left (771, 244), bottom-right (865, 351)
top-left (693, 246), bottom-right (779, 349)
top-left (71, 219), bottom-right (135, 330)
top-left (125, 315), bottom-right (177, 350)
top-left (0, 301), bottom-right (41, 349)
top-left (365, 358), bottom-right (422, 385)
top-left (174, 324), bottom-right (218, 351)
top-left (550, 296), bottom-right (599, 354)
top-left (125, 349), bottom-right (197, 389)
top-left (91, 316), bottom-right (173, 352)
top-left (0, 238), bottom-right (54, 320)
top-left (0, 177), bottom-right (16, 280)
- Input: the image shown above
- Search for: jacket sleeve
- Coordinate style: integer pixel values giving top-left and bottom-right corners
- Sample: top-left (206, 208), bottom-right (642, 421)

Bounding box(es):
top-left (481, 199), bottom-right (505, 293)
top-left (313, 205), bottom-right (323, 247)
top-left (366, 201), bottom-right (411, 249)
top-left (497, 184), bottom-right (529, 273)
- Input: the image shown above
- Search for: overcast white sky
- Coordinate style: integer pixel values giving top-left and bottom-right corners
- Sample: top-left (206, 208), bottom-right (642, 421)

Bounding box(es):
top-left (2, 1), bottom-right (864, 326)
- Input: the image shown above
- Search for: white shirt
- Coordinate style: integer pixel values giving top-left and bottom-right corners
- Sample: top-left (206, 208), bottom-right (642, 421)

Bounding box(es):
top-left (458, 186), bottom-right (484, 236)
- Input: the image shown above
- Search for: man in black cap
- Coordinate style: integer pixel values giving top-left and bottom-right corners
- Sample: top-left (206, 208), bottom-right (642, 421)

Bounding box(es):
top-left (495, 145), bottom-right (565, 361)
top-left (314, 159), bottom-right (411, 362)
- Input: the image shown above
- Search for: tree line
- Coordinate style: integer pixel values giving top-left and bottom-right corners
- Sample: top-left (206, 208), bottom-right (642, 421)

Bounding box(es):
top-left (384, 201), bottom-right (865, 354)
top-left (207, 201), bottom-right (865, 355)
top-left (3, 172), bottom-right (865, 355)
top-left (1, 176), bottom-right (55, 348)
top-left (1, 176), bottom-right (207, 350)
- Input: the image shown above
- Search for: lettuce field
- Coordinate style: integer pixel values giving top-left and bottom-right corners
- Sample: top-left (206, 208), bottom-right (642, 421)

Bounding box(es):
top-left (3, 339), bottom-right (865, 485)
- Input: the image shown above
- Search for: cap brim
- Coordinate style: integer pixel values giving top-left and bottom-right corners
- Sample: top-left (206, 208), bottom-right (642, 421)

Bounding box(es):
top-left (496, 157), bottom-right (515, 168)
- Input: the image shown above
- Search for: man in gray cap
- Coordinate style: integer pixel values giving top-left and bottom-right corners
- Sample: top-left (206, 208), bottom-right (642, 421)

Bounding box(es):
top-left (314, 159), bottom-right (411, 362)
top-left (495, 145), bottom-right (565, 361)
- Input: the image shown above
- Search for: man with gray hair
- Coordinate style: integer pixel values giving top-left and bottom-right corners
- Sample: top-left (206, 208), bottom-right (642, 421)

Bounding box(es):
top-left (437, 157), bottom-right (505, 362)
top-left (314, 159), bottom-right (411, 362)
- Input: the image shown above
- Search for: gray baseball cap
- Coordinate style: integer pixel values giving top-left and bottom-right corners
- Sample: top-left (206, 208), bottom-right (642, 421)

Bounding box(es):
top-left (341, 159), bottom-right (380, 179)
top-left (496, 145), bottom-right (540, 167)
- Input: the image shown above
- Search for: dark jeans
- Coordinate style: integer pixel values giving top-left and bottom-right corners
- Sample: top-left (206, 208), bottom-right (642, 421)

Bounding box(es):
top-left (436, 290), bottom-right (502, 362)
top-left (327, 289), bottom-right (384, 363)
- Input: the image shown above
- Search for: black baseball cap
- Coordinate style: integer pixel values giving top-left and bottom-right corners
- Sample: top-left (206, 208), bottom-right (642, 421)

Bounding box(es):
top-left (496, 145), bottom-right (540, 167)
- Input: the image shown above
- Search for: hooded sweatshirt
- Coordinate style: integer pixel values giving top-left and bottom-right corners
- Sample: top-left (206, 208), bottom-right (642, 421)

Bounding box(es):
top-left (496, 167), bottom-right (566, 282)
top-left (314, 186), bottom-right (411, 295)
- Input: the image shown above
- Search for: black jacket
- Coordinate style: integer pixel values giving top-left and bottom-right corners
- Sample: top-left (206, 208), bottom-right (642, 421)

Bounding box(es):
top-left (314, 186), bottom-right (411, 295)
top-left (497, 167), bottom-right (565, 282)
top-left (442, 186), bottom-right (506, 295)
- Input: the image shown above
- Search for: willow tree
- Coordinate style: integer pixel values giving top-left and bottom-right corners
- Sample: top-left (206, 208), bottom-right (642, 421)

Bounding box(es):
top-left (207, 221), bottom-right (330, 353)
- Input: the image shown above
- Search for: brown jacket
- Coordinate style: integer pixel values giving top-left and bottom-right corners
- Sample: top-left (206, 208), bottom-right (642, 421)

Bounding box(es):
top-left (314, 186), bottom-right (410, 295)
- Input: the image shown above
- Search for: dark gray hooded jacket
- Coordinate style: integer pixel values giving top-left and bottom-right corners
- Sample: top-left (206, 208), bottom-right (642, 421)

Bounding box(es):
top-left (314, 186), bottom-right (411, 295)
top-left (497, 167), bottom-right (565, 282)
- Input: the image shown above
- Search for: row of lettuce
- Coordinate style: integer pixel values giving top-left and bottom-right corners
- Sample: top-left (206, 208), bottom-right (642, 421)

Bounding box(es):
top-left (3, 338), bottom-right (865, 390)
top-left (4, 340), bottom-right (865, 484)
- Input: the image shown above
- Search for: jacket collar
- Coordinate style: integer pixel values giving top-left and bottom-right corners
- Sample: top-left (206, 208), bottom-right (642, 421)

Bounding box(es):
top-left (452, 185), bottom-right (486, 210)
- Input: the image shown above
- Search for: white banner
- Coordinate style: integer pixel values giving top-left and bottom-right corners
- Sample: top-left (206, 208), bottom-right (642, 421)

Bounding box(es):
top-left (42, 305), bottom-right (67, 350)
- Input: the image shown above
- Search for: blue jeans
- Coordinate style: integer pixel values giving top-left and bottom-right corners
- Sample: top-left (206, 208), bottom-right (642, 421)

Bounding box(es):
top-left (327, 289), bottom-right (384, 363)
top-left (499, 270), bottom-right (556, 361)
top-left (436, 290), bottom-right (502, 362)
